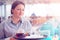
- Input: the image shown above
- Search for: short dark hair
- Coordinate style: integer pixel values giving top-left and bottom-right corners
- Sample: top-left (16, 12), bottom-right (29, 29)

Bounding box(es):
top-left (11, 1), bottom-right (25, 14)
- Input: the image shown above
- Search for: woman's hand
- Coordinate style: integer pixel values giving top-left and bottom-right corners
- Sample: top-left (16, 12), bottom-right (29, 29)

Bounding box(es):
top-left (10, 37), bottom-right (16, 40)
top-left (24, 33), bottom-right (30, 36)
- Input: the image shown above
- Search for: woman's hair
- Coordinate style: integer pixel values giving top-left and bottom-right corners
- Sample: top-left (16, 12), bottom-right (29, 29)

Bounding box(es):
top-left (11, 1), bottom-right (25, 14)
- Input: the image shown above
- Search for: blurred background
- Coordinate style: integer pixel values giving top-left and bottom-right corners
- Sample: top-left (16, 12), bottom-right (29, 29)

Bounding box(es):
top-left (0, 0), bottom-right (60, 40)
top-left (0, 0), bottom-right (60, 23)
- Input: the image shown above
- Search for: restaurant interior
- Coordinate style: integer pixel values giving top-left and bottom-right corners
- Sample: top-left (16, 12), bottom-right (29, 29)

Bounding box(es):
top-left (0, 0), bottom-right (60, 40)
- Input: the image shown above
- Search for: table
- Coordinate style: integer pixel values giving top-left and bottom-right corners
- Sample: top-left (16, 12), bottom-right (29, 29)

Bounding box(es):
top-left (17, 37), bottom-right (45, 40)
top-left (16, 35), bottom-right (45, 40)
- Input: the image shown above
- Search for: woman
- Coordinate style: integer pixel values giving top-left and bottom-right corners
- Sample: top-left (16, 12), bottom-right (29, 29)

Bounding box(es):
top-left (0, 1), bottom-right (32, 40)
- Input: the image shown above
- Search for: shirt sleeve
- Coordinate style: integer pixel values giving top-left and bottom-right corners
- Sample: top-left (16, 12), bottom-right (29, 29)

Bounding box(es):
top-left (5, 37), bottom-right (10, 40)
top-left (0, 37), bottom-right (10, 40)
top-left (0, 22), bottom-right (10, 40)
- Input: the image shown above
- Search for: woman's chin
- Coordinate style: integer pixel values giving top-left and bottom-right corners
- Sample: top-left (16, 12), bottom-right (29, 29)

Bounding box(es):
top-left (16, 16), bottom-right (21, 18)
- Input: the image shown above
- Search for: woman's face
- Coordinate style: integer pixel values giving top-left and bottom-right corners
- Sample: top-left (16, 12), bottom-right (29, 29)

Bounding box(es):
top-left (12, 4), bottom-right (24, 18)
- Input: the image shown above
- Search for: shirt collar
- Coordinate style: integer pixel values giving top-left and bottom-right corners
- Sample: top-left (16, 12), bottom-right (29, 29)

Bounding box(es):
top-left (9, 17), bottom-right (22, 25)
top-left (11, 20), bottom-right (22, 25)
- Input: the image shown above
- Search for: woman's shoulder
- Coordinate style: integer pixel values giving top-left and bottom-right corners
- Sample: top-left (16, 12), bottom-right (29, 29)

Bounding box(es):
top-left (0, 18), bottom-right (11, 25)
top-left (22, 17), bottom-right (30, 23)
top-left (21, 17), bottom-right (32, 26)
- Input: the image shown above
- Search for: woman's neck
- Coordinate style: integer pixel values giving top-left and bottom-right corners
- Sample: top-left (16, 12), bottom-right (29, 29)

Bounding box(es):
top-left (12, 16), bottom-right (21, 24)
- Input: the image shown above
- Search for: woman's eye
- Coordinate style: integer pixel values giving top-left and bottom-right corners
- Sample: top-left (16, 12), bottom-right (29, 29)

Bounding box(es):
top-left (22, 9), bottom-right (24, 11)
top-left (17, 9), bottom-right (24, 11)
top-left (17, 9), bottom-right (20, 10)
